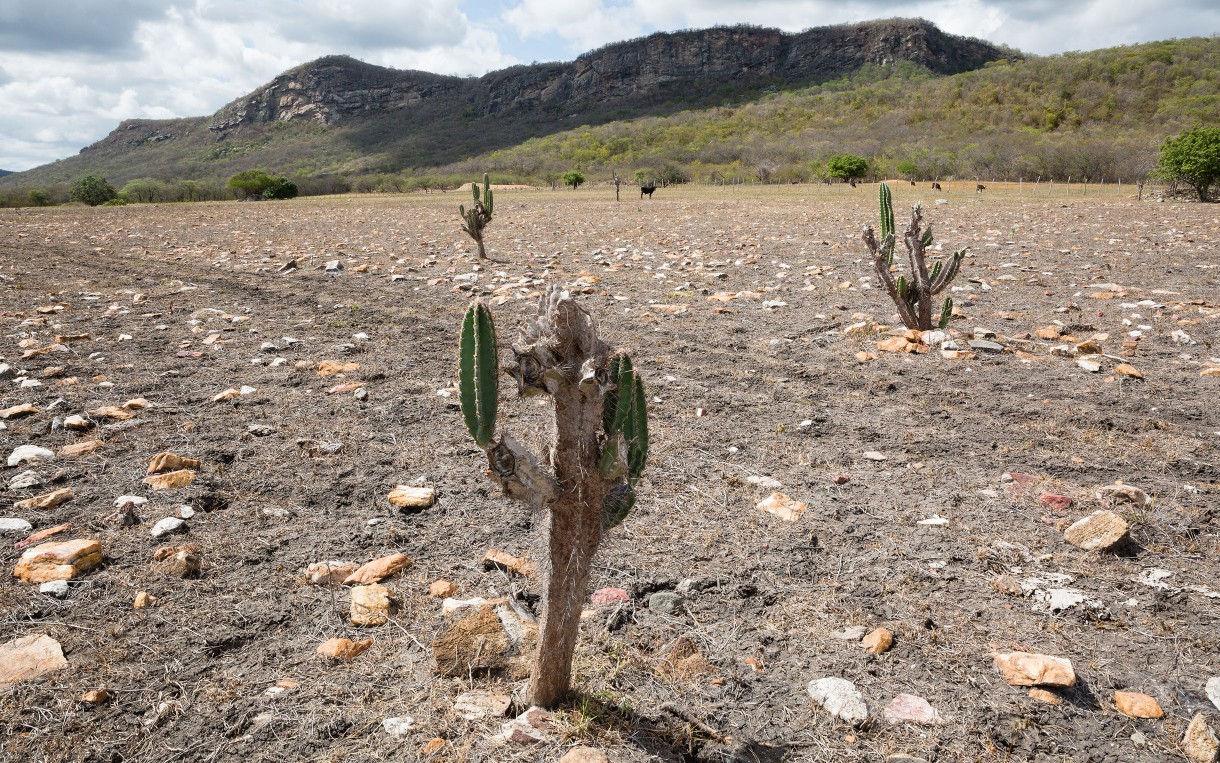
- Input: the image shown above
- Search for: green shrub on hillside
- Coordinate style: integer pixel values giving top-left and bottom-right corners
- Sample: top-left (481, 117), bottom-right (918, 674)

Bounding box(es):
top-left (69, 175), bottom-right (117, 206)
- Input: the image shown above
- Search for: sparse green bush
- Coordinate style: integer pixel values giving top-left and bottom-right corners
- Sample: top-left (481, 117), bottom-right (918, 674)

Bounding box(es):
top-left (562, 170), bottom-right (585, 190)
top-left (1158, 126), bottom-right (1220, 201)
top-left (68, 175), bottom-right (117, 206)
top-left (827, 154), bottom-right (869, 182)
top-left (27, 189), bottom-right (52, 207)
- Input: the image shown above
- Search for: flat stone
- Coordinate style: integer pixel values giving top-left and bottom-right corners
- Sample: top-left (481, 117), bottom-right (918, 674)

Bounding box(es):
top-left (1183, 713), bottom-right (1219, 763)
top-left (428, 579), bottom-right (458, 597)
top-left (89, 406), bottom-right (134, 420)
top-left (993, 652), bottom-right (1076, 687)
top-left (482, 549), bottom-right (535, 577)
top-left (442, 596), bottom-right (487, 615)
top-left (143, 469), bottom-right (196, 490)
top-left (61, 440), bottom-right (104, 457)
top-left (0, 634), bottom-right (68, 688)
top-left (1064, 510), bottom-right (1130, 551)
top-left (350, 584), bottom-right (394, 626)
top-left (807, 677), bottom-right (870, 725)
top-left (1113, 691), bottom-right (1163, 719)
top-left (968, 339), bottom-right (1005, 352)
top-left (862, 627), bottom-right (894, 654)
top-left (150, 517), bottom-right (186, 538)
top-left (133, 591), bottom-right (155, 608)
top-left (7, 445), bottom-right (54, 467)
top-left (344, 552), bottom-right (412, 585)
top-left (1115, 363), bottom-right (1144, 380)
top-left (14, 538), bottom-right (103, 583)
top-left (147, 452), bottom-right (201, 474)
top-left (454, 689), bottom-right (512, 720)
top-left (1028, 688), bottom-right (1063, 705)
top-left (0, 518), bottom-right (34, 536)
top-left (381, 716), bottom-right (413, 736)
top-left (0, 403), bottom-right (39, 419)
top-left (80, 689), bottom-right (111, 705)
top-left (862, 450), bottom-right (887, 461)
top-left (1076, 355), bottom-right (1102, 372)
top-left (1038, 493), bottom-right (1073, 511)
top-left (559, 747), bottom-right (610, 763)
top-left (62, 415), bottom-right (92, 431)
top-left (755, 491), bottom-right (806, 521)
top-left (13, 488), bottom-right (73, 511)
top-left (316, 637), bottom-right (373, 661)
top-left (40, 580), bottom-right (70, 598)
top-left (648, 591), bottom-right (683, 615)
top-left (9, 470), bottom-right (43, 490)
top-left (151, 545), bottom-right (202, 577)
top-left (832, 625), bottom-right (867, 641)
top-left (1207, 677), bottom-right (1220, 711)
top-left (387, 485), bottom-right (435, 509)
top-left (1096, 483), bottom-right (1152, 507)
top-left (884, 693), bottom-right (945, 725)
top-left (590, 587), bottom-right (630, 607)
top-left (499, 706), bottom-right (554, 744)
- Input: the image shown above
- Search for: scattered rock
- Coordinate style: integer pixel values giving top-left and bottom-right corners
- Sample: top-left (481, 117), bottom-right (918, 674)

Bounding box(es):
top-left (832, 625), bottom-right (867, 641)
top-left (755, 491), bottom-right (806, 521)
top-left (482, 549), bottom-right (535, 577)
top-left (1183, 713), bottom-right (1219, 763)
top-left (14, 488), bottom-right (74, 511)
top-left (143, 469), bottom-right (196, 490)
top-left (1114, 691), bottom-right (1163, 719)
top-left (432, 602), bottom-right (536, 678)
top-left (387, 485), bottom-right (435, 509)
top-left (862, 450), bottom-right (887, 461)
top-left (884, 694), bottom-right (945, 725)
top-left (807, 677), bottom-right (870, 725)
top-left (745, 474), bottom-right (782, 489)
top-left (317, 360), bottom-right (360, 377)
top-left (1076, 355), bottom-right (1102, 373)
top-left (151, 544), bottom-right (203, 577)
top-left (7, 445), bottom-right (55, 467)
top-left (317, 637), bottom-right (373, 661)
top-left (993, 652), bottom-right (1076, 687)
top-left (1207, 677), bottom-right (1220, 711)
top-left (428, 579), bottom-right (457, 597)
top-left (1038, 493), bottom-right (1073, 511)
top-left (1063, 510), bottom-right (1130, 551)
top-left (442, 596), bottom-right (487, 615)
top-left (969, 339), bottom-right (1005, 353)
top-left (499, 706), bottom-right (555, 744)
top-left (150, 517), bottom-right (187, 538)
top-left (1115, 363), bottom-right (1144, 380)
top-left (40, 580), bottom-right (70, 598)
top-left (0, 403), bottom-right (39, 419)
top-left (61, 440), bottom-right (104, 457)
top-left (648, 591), bottom-right (683, 615)
top-left (147, 452), bottom-right (200, 474)
top-left (350, 584), bottom-right (395, 626)
top-left (591, 587), bottom-right (630, 607)
top-left (14, 538), bottom-right (103, 583)
top-left (992, 574), bottom-right (1023, 596)
top-left (381, 716), bottom-right (413, 737)
top-left (89, 406), bottom-right (134, 421)
top-left (133, 591), bottom-right (155, 608)
top-left (62, 415), bottom-right (92, 431)
top-left (0, 518), bottom-right (34, 536)
top-left (559, 747), bottom-right (610, 763)
top-left (454, 689), bottom-right (511, 720)
top-left (1028, 688), bottom-right (1063, 705)
top-left (344, 552), bottom-right (412, 585)
top-left (862, 627), bottom-right (894, 654)
top-left (9, 470), bottom-right (43, 490)
top-left (1096, 483), bottom-right (1152, 507)
top-left (0, 634), bottom-right (69, 688)
top-left (79, 689), bottom-right (112, 705)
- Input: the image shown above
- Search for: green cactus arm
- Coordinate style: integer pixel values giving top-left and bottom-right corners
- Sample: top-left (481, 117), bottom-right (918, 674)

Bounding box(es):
top-left (930, 249), bottom-right (966, 293)
top-left (610, 355), bottom-right (635, 435)
top-left (938, 298), bottom-right (954, 329)
top-left (879, 183), bottom-right (894, 241)
top-left (458, 301), bottom-right (498, 447)
top-left (921, 226), bottom-right (934, 248)
top-left (602, 353), bottom-right (628, 433)
top-left (471, 181), bottom-right (479, 201)
top-left (485, 187), bottom-right (493, 219)
top-left (603, 483), bottom-right (635, 528)
top-left (597, 439), bottom-right (627, 479)
top-left (929, 260), bottom-right (943, 284)
top-left (626, 374), bottom-right (648, 480)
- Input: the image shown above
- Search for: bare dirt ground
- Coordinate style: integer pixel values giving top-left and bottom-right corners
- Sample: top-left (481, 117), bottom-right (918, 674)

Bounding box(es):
top-left (1, 184), bottom-right (1218, 763)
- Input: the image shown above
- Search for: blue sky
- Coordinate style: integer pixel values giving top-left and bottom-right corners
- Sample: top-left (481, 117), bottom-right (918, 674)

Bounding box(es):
top-left (1, 0), bottom-right (1217, 172)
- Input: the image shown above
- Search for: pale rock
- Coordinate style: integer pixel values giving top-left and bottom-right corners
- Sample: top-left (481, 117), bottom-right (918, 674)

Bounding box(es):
top-left (0, 403), bottom-right (39, 419)
top-left (884, 694), bottom-right (945, 725)
top-left (305, 561), bottom-right (359, 586)
top-left (755, 492), bottom-right (806, 521)
top-left (0, 518), bottom-right (34, 535)
top-left (14, 538), bottom-right (103, 583)
top-left (387, 485), bottom-right (435, 509)
top-left (316, 637), bottom-right (373, 661)
top-left (1049, 344), bottom-right (1076, 357)
top-left (832, 625), bottom-right (867, 641)
top-left (1183, 713), bottom-right (1219, 763)
top-left (0, 634), bottom-right (69, 688)
top-left (1076, 355), bottom-right (1102, 372)
top-left (14, 487), bottom-right (73, 510)
top-left (454, 689), bottom-right (511, 720)
top-left (1096, 483), bottom-right (1152, 506)
top-left (993, 652), bottom-right (1076, 687)
top-left (1064, 510), bottom-right (1130, 551)
top-left (80, 689), bottom-right (112, 705)
top-left (498, 706), bottom-right (554, 744)
top-left (114, 495), bottom-right (148, 507)
top-left (969, 339), bottom-right (1005, 353)
top-left (1028, 688), bottom-right (1063, 705)
top-left (40, 580), bottom-right (70, 598)
top-left (918, 514), bottom-right (950, 526)
top-left (350, 584), bottom-right (394, 626)
top-left (862, 450), bottom-right (887, 461)
top-left (1115, 363), bottom-right (1144, 380)
top-left (381, 716), bottom-right (413, 736)
top-left (808, 677), bottom-right (870, 725)
top-left (88, 406), bottom-right (133, 420)
top-left (442, 596), bottom-right (487, 615)
top-left (9, 470), bottom-right (43, 490)
top-left (8, 445), bottom-right (54, 467)
top-left (344, 552), bottom-right (412, 584)
top-left (1207, 677), bottom-right (1220, 711)
top-left (133, 591), bottom-right (155, 608)
top-left (559, 747), bottom-right (610, 763)
top-left (745, 475), bottom-right (782, 490)
top-left (150, 517), bottom-right (186, 538)
top-left (1113, 691), bottom-right (1163, 718)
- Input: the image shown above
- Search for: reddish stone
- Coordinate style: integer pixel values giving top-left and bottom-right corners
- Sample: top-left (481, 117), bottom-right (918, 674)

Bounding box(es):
top-left (1038, 493), bottom-right (1073, 512)
top-left (590, 587), bottom-right (630, 607)
top-left (1004, 472), bottom-right (1040, 496)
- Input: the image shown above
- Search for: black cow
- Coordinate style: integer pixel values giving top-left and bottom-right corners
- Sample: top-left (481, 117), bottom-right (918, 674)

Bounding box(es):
top-left (976, 183), bottom-right (986, 192)
top-left (640, 185), bottom-right (656, 199)
top-left (931, 182), bottom-right (942, 191)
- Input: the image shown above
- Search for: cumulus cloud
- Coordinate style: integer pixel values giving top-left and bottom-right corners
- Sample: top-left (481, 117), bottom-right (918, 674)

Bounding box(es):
top-left (0, 1), bottom-right (168, 56)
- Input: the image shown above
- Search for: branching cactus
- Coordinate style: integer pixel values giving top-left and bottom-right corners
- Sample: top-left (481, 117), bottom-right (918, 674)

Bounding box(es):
top-left (457, 286), bottom-right (648, 708)
top-left (863, 182), bottom-right (967, 331)
top-left (459, 173), bottom-right (494, 259)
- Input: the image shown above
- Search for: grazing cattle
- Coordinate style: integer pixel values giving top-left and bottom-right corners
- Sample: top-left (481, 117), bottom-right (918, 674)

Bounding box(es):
top-left (931, 182), bottom-right (942, 190)
top-left (640, 185), bottom-right (656, 199)
top-left (976, 184), bottom-right (986, 192)
top-left (849, 179), bottom-right (857, 188)
top-left (910, 180), bottom-right (916, 186)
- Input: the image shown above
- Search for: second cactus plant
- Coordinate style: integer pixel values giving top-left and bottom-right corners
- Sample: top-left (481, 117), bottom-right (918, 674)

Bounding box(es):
top-left (459, 173), bottom-right (494, 259)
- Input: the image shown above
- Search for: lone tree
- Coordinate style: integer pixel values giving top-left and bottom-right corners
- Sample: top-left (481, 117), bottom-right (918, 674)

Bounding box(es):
top-left (458, 173), bottom-right (494, 259)
top-left (562, 170), bottom-right (585, 191)
top-left (227, 169), bottom-right (296, 200)
top-left (827, 154), bottom-right (869, 184)
top-left (1158, 127), bottom-right (1220, 201)
top-left (69, 175), bottom-right (117, 206)
top-left (457, 287), bottom-right (649, 707)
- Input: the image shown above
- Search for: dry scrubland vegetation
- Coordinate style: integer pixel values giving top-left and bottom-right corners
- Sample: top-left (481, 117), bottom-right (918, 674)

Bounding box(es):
top-left (1, 185), bottom-right (1219, 763)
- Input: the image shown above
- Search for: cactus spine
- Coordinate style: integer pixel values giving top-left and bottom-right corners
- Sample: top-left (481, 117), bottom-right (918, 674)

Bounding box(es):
top-left (455, 286), bottom-right (649, 708)
top-left (863, 182), bottom-right (966, 331)
top-left (459, 173), bottom-right (494, 259)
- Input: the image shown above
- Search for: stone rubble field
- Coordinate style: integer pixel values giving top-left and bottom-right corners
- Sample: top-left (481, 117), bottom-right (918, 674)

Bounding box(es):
top-left (1, 185), bottom-right (1218, 762)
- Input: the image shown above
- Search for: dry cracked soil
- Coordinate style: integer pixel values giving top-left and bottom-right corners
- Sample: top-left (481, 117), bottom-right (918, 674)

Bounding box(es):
top-left (1, 183), bottom-right (1218, 763)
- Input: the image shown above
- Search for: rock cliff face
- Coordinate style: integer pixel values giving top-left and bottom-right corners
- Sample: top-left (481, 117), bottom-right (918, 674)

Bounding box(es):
top-left (209, 18), bottom-right (1007, 133)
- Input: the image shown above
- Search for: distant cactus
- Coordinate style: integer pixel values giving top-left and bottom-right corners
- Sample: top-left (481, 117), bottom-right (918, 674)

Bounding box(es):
top-left (456, 287), bottom-right (649, 708)
top-left (459, 173), bottom-right (494, 259)
top-left (863, 183), bottom-right (966, 331)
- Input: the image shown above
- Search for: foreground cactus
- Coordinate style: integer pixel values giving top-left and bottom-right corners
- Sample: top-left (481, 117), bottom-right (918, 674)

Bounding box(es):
top-left (456, 287), bottom-right (649, 707)
top-left (863, 182), bottom-right (966, 331)
top-left (459, 173), bottom-right (494, 259)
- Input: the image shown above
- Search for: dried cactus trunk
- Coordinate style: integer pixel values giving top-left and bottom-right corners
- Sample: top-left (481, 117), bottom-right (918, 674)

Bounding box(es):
top-left (458, 286), bottom-right (648, 708)
top-left (863, 182), bottom-right (966, 331)
top-left (459, 173), bottom-right (494, 259)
